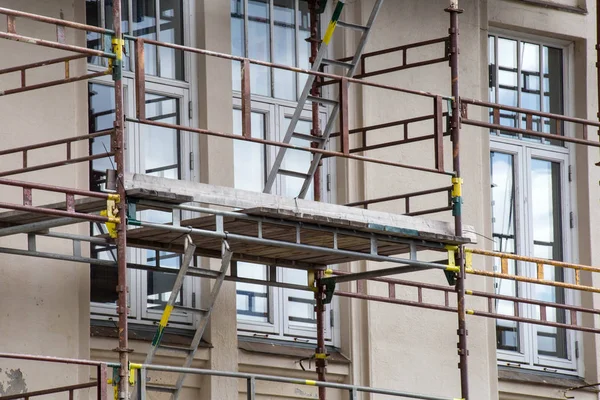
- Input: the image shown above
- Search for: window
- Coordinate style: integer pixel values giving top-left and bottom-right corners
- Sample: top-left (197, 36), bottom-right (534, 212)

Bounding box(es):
top-left (231, 102), bottom-right (334, 342)
top-left (231, 0), bottom-right (311, 100)
top-left (87, 1), bottom-right (197, 327)
top-left (86, 0), bottom-right (185, 80)
top-left (231, 0), bottom-right (337, 343)
top-left (488, 34), bottom-right (577, 372)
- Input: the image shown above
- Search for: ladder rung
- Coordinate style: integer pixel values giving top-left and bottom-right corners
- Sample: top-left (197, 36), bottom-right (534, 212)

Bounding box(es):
top-left (292, 132), bottom-right (326, 143)
top-left (322, 58), bottom-right (355, 69)
top-left (278, 169), bottom-right (310, 179)
top-left (157, 344), bottom-right (193, 353)
top-left (307, 95), bottom-right (338, 106)
top-left (337, 20), bottom-right (369, 31)
top-left (187, 266), bottom-right (221, 279)
top-left (173, 304), bottom-right (209, 314)
top-left (146, 385), bottom-right (177, 393)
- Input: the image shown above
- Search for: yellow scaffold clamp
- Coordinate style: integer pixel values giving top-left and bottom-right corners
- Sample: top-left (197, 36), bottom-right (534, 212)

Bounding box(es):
top-left (101, 194), bottom-right (121, 239)
top-left (451, 177), bottom-right (463, 217)
top-left (128, 363), bottom-right (142, 385)
top-left (110, 37), bottom-right (125, 80)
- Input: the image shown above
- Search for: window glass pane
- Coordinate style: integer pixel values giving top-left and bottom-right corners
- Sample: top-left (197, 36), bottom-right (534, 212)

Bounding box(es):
top-left (298, 0), bottom-right (310, 97)
top-left (530, 159), bottom-right (567, 359)
top-left (543, 46), bottom-right (564, 145)
top-left (490, 36), bottom-right (565, 146)
top-left (488, 35), bottom-right (495, 106)
top-left (273, 0), bottom-right (296, 100)
top-left (233, 108), bottom-right (270, 324)
top-left (159, 0), bottom-right (184, 80)
top-left (282, 118), bottom-right (313, 199)
top-left (133, 0), bottom-right (158, 76)
top-left (143, 209), bottom-right (183, 309)
top-left (490, 152), bottom-right (520, 352)
top-left (233, 109), bottom-right (266, 192)
top-left (88, 83), bottom-right (118, 304)
top-left (248, 0), bottom-right (271, 96)
top-left (86, 0), bottom-right (104, 66)
top-left (88, 83), bottom-right (116, 191)
top-left (282, 268), bottom-right (316, 332)
top-left (231, 0), bottom-right (245, 91)
top-left (143, 93), bottom-right (180, 178)
top-left (142, 93), bottom-right (182, 310)
top-left (520, 42), bottom-right (541, 138)
top-left (236, 263), bottom-right (270, 323)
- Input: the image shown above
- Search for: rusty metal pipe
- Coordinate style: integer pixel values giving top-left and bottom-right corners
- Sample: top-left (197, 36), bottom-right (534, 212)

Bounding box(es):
top-left (0, 202), bottom-right (113, 223)
top-left (137, 37), bottom-right (449, 100)
top-left (346, 186), bottom-right (452, 207)
top-left (462, 118), bottom-right (600, 148)
top-left (111, 2), bottom-right (129, 399)
top-left (446, 3), bottom-right (468, 399)
top-left (0, 383), bottom-right (97, 400)
top-left (462, 97), bottom-right (600, 128)
top-left (0, 153), bottom-right (115, 177)
top-left (0, 130), bottom-right (112, 156)
top-left (0, 177), bottom-right (115, 199)
top-left (0, 54), bottom-right (87, 75)
top-left (129, 118), bottom-right (454, 176)
top-left (0, 7), bottom-right (112, 34)
top-left (0, 70), bottom-right (110, 97)
top-left (0, 32), bottom-right (114, 59)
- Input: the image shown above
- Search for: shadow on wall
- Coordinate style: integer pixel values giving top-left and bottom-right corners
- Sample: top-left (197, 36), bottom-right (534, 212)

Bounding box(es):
top-left (0, 368), bottom-right (27, 396)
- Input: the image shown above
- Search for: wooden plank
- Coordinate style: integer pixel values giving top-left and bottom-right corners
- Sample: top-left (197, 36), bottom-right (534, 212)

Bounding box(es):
top-left (125, 173), bottom-right (476, 243)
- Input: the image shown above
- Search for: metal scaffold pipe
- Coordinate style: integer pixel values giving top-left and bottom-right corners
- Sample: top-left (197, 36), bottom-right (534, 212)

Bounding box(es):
top-left (446, 0), bottom-right (467, 398)
top-left (111, 1), bottom-right (129, 399)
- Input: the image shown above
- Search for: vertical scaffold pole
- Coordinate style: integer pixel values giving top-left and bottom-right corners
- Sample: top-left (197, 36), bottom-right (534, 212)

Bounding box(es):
top-left (315, 269), bottom-right (327, 400)
top-left (446, 1), bottom-right (468, 399)
top-left (596, 0), bottom-right (600, 160)
top-left (309, 0), bottom-right (322, 201)
top-left (112, 2), bottom-right (129, 399)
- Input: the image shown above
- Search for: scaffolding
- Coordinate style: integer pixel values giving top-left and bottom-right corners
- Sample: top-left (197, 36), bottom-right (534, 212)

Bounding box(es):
top-left (0, 1), bottom-right (599, 400)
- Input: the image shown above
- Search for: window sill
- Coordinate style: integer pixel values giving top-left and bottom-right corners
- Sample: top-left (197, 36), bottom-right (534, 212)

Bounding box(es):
top-left (90, 320), bottom-right (211, 348)
top-left (498, 366), bottom-right (597, 392)
top-left (238, 336), bottom-right (350, 364)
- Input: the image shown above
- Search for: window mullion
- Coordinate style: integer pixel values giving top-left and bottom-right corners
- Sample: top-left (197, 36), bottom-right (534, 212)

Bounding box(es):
top-left (517, 39), bottom-right (523, 139)
top-left (494, 35), bottom-right (500, 136)
top-left (523, 147), bottom-right (538, 367)
top-left (295, 0), bottom-right (300, 100)
top-left (244, 0), bottom-right (249, 58)
top-left (155, 0), bottom-right (162, 76)
top-left (128, 0), bottom-right (134, 72)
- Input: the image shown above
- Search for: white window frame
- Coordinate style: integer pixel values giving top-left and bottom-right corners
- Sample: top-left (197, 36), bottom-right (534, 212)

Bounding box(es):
top-left (89, 0), bottom-right (202, 329)
top-left (231, 98), bottom-right (338, 345)
top-left (489, 29), bottom-right (581, 374)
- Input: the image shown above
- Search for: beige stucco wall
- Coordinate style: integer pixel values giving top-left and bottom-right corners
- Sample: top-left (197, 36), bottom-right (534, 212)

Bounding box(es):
top-left (0, 0), bottom-right (90, 396)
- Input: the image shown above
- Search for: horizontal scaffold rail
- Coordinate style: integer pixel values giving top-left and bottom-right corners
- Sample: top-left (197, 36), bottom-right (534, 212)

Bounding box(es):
top-left (0, 177), bottom-right (120, 224)
top-left (461, 97), bottom-right (600, 148)
top-left (0, 130), bottom-right (114, 177)
top-left (337, 36), bottom-right (451, 79)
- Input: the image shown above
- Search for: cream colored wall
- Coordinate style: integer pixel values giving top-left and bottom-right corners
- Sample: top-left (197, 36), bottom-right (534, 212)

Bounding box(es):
top-left (347, 1), bottom-right (496, 399)
top-left (0, 0), bottom-right (91, 396)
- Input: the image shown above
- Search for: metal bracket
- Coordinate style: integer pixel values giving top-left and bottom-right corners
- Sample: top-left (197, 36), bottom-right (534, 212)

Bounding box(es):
top-left (322, 277), bottom-right (336, 304)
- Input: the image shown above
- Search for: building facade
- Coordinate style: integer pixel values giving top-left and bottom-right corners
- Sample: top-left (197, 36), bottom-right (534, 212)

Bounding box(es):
top-left (1, 0), bottom-right (600, 399)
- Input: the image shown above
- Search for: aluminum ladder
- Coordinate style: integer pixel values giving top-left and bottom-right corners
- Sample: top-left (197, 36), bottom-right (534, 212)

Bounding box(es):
top-left (135, 237), bottom-right (233, 399)
top-left (263, 0), bottom-right (385, 198)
